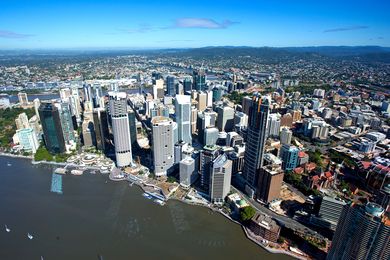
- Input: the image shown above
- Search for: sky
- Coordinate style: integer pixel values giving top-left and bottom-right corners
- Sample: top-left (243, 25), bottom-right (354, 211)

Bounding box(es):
top-left (0, 0), bottom-right (389, 49)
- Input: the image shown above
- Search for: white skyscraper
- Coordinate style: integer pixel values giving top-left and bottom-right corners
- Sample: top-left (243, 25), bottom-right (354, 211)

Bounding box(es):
top-left (267, 113), bottom-right (281, 138)
top-left (109, 91), bottom-right (133, 167)
top-left (280, 127), bottom-right (292, 145)
top-left (175, 95), bottom-right (192, 144)
top-left (151, 116), bottom-right (175, 176)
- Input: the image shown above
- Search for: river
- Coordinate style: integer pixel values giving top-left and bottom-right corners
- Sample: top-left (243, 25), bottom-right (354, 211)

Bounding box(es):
top-left (0, 156), bottom-right (291, 260)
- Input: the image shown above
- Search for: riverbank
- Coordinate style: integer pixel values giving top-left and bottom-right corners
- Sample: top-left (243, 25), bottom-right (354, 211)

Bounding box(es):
top-left (1, 153), bottom-right (303, 259)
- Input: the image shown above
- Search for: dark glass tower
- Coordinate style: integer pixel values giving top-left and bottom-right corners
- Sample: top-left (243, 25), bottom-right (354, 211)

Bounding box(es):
top-left (166, 76), bottom-right (176, 96)
top-left (242, 94), bottom-right (270, 189)
top-left (192, 69), bottom-right (206, 91)
top-left (38, 102), bottom-right (66, 153)
top-left (183, 77), bottom-right (192, 93)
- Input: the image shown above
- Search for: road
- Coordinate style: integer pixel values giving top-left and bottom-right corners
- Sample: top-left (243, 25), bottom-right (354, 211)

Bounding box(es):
top-left (230, 186), bottom-right (325, 240)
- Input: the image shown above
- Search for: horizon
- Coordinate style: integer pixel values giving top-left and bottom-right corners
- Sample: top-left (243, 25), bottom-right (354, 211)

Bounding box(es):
top-left (0, 0), bottom-right (389, 49)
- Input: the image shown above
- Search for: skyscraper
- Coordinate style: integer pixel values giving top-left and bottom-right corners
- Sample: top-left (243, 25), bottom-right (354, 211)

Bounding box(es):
top-left (242, 94), bottom-right (270, 191)
top-left (166, 75), bottom-right (176, 97)
top-left (280, 127), bottom-right (292, 145)
top-left (183, 77), bottom-right (192, 93)
top-left (108, 91), bottom-right (133, 167)
top-left (175, 95), bottom-right (192, 144)
top-left (209, 153), bottom-right (232, 204)
top-left (217, 105), bottom-right (235, 132)
top-left (151, 116), bottom-right (175, 176)
top-left (39, 102), bottom-right (66, 153)
top-left (327, 203), bottom-right (390, 260)
top-left (280, 144), bottom-right (299, 171)
top-left (93, 108), bottom-right (110, 152)
top-left (200, 145), bottom-right (221, 192)
top-left (55, 102), bottom-right (76, 145)
top-left (256, 164), bottom-right (284, 203)
top-left (18, 92), bottom-right (28, 106)
top-left (267, 113), bottom-right (281, 138)
top-left (16, 128), bottom-right (39, 154)
top-left (193, 69), bottom-right (206, 91)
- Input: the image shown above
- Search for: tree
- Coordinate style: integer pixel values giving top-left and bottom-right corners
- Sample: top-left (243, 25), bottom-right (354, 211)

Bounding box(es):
top-left (240, 206), bottom-right (256, 223)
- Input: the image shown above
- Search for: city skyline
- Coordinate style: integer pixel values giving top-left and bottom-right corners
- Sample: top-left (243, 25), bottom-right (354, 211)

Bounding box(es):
top-left (0, 0), bottom-right (389, 49)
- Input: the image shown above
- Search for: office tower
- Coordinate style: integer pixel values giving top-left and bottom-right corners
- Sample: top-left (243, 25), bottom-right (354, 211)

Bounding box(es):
top-left (183, 77), bottom-right (192, 93)
top-left (151, 116), bottom-right (174, 176)
top-left (327, 203), bottom-right (390, 260)
top-left (204, 127), bottom-right (219, 146)
top-left (28, 115), bottom-right (40, 137)
top-left (234, 112), bottom-right (248, 128)
top-left (15, 113), bottom-right (30, 130)
top-left (212, 86), bottom-right (225, 102)
top-left (310, 196), bottom-right (346, 230)
top-left (209, 153), bottom-right (232, 204)
top-left (256, 164), bottom-right (284, 203)
top-left (175, 95), bottom-right (192, 144)
top-left (55, 102), bottom-right (76, 145)
top-left (311, 99), bottom-right (320, 111)
top-left (242, 95), bottom-right (270, 190)
top-left (33, 98), bottom-right (41, 120)
top-left (280, 127), bottom-right (292, 145)
top-left (83, 84), bottom-right (92, 102)
top-left (59, 87), bottom-right (71, 101)
top-left (16, 128), bottom-right (39, 153)
top-left (191, 106), bottom-right (197, 134)
top-left (128, 110), bottom-right (137, 147)
top-left (242, 96), bottom-right (252, 115)
top-left (193, 69), bottom-right (206, 91)
top-left (197, 91), bottom-right (207, 111)
top-left (166, 75), bottom-right (176, 96)
top-left (108, 91), bottom-right (133, 167)
top-left (267, 113), bottom-right (281, 138)
top-left (280, 144), bottom-right (299, 171)
top-left (217, 105), bottom-right (235, 132)
top-left (206, 90), bottom-right (213, 107)
top-left (91, 83), bottom-right (103, 108)
top-left (70, 84), bottom-right (82, 124)
top-left (18, 92), bottom-right (28, 106)
top-left (93, 108), bottom-right (110, 152)
top-left (200, 145), bottom-right (221, 192)
top-left (39, 102), bottom-right (66, 153)
top-left (81, 112), bottom-right (96, 147)
top-left (179, 157), bottom-right (197, 188)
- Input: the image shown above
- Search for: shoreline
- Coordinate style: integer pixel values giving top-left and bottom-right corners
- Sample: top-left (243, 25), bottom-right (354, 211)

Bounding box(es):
top-left (1, 152), bottom-right (305, 259)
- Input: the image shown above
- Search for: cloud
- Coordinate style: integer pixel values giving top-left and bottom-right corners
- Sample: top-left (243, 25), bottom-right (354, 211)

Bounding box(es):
top-left (173, 18), bottom-right (238, 29)
top-left (0, 30), bottom-right (34, 38)
top-left (323, 25), bottom-right (368, 33)
top-left (122, 23), bottom-right (157, 34)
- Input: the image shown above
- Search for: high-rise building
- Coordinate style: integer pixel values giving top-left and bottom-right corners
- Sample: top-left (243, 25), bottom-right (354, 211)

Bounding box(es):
top-left (197, 108), bottom-right (218, 144)
top-left (204, 127), bottom-right (219, 146)
top-left (18, 92), bottom-right (29, 106)
top-left (280, 144), bottom-right (299, 171)
top-left (242, 96), bottom-right (253, 116)
top-left (166, 76), bottom-right (176, 96)
top-left (16, 128), bottom-right (39, 153)
top-left (39, 102), bottom-right (66, 153)
top-left (292, 109), bottom-right (302, 122)
top-left (93, 108), bottom-right (110, 152)
top-left (200, 145), bottom-right (221, 192)
top-left (327, 203), bottom-right (390, 260)
top-left (267, 113), bottom-right (281, 138)
top-left (151, 116), bottom-right (175, 176)
top-left (242, 95), bottom-right (270, 190)
top-left (108, 91), bottom-right (133, 167)
top-left (280, 113), bottom-right (293, 127)
top-left (191, 106), bottom-right (198, 134)
top-left (310, 196), bottom-right (346, 230)
top-left (128, 110), bottom-right (137, 148)
top-left (193, 69), bottom-right (206, 91)
top-left (81, 112), bottom-right (96, 147)
top-left (197, 91), bottom-right (207, 112)
top-left (280, 127), bottom-right (292, 145)
top-left (256, 164), bottom-right (284, 203)
top-left (15, 113), bottom-right (30, 130)
top-left (175, 95), bottom-right (192, 144)
top-left (217, 105), bottom-right (235, 132)
top-left (179, 157), bottom-right (197, 188)
top-left (33, 98), bottom-right (41, 121)
top-left (55, 102), bottom-right (76, 145)
top-left (209, 153), bottom-right (232, 204)
top-left (183, 77), bottom-right (192, 93)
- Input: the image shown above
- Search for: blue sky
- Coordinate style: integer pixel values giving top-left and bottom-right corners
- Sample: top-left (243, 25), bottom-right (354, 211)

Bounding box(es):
top-left (0, 0), bottom-right (389, 49)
